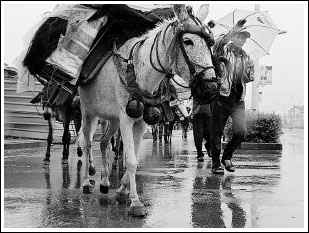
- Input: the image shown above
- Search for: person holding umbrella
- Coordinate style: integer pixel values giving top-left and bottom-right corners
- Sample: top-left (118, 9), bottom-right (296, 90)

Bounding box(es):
top-left (210, 19), bottom-right (255, 174)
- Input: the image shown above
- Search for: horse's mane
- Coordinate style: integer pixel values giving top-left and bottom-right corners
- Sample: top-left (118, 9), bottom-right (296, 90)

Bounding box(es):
top-left (142, 18), bottom-right (176, 40)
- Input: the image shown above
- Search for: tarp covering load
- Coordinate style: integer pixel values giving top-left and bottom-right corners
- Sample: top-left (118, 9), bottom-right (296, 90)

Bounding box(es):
top-left (15, 4), bottom-right (174, 107)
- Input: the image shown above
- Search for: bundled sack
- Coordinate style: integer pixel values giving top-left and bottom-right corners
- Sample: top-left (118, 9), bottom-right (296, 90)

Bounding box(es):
top-left (17, 4), bottom-right (107, 92)
top-left (47, 15), bottom-right (108, 82)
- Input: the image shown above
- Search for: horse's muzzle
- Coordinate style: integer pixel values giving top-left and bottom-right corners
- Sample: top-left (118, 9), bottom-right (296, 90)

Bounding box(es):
top-left (191, 70), bottom-right (219, 104)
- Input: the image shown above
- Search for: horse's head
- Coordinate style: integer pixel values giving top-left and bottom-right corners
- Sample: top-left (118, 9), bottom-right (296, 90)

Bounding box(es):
top-left (165, 4), bottom-right (219, 103)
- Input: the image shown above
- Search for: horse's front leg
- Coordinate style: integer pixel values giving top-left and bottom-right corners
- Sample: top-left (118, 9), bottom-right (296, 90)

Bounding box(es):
top-left (99, 119), bottom-right (119, 194)
top-left (80, 114), bottom-right (98, 194)
top-left (169, 121), bottom-right (174, 143)
top-left (43, 108), bottom-right (53, 165)
top-left (119, 114), bottom-right (146, 217)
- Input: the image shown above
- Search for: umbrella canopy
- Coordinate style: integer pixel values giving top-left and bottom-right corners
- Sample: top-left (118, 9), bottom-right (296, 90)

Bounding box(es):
top-left (211, 9), bottom-right (281, 59)
top-left (128, 4), bottom-right (173, 11)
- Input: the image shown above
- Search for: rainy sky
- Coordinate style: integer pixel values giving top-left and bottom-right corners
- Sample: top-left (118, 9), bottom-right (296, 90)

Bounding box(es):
top-left (2, 2), bottom-right (307, 114)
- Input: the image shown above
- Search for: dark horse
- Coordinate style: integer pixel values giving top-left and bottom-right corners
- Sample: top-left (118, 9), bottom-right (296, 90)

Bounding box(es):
top-left (31, 90), bottom-right (82, 164)
top-left (163, 104), bottom-right (191, 143)
top-left (151, 78), bottom-right (191, 144)
top-left (23, 16), bottom-right (84, 164)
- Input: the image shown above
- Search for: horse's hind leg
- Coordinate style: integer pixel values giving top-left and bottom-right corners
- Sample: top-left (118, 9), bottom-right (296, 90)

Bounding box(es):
top-left (73, 112), bottom-right (83, 158)
top-left (99, 119), bottom-right (119, 194)
top-left (62, 114), bottom-right (71, 164)
top-left (81, 114), bottom-right (98, 194)
top-left (43, 108), bottom-right (53, 165)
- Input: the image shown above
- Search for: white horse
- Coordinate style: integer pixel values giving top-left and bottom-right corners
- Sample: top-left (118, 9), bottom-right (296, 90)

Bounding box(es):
top-left (78, 4), bottom-right (217, 217)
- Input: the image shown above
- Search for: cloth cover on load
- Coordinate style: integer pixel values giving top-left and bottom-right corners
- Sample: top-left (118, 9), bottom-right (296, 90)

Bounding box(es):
top-left (46, 9), bottom-right (108, 82)
top-left (15, 4), bottom-right (99, 92)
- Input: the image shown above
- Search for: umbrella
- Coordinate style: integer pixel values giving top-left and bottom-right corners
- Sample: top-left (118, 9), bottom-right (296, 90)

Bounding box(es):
top-left (211, 9), bottom-right (281, 59)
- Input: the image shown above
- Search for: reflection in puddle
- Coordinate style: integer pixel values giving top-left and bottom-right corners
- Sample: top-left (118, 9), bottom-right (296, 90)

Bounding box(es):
top-left (4, 131), bottom-right (296, 228)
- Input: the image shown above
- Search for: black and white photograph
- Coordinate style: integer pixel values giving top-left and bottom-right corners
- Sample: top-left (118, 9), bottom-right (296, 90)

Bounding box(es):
top-left (1, 1), bottom-right (308, 231)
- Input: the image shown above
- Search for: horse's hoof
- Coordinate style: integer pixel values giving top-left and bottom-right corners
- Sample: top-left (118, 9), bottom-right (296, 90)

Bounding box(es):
top-left (83, 182), bottom-right (95, 194)
top-left (83, 185), bottom-right (94, 194)
top-left (128, 205), bottom-right (147, 217)
top-left (89, 179), bottom-right (95, 186)
top-left (62, 159), bottom-right (69, 165)
top-left (112, 162), bottom-right (117, 170)
top-left (89, 165), bottom-right (96, 176)
top-left (100, 184), bottom-right (109, 194)
top-left (115, 191), bottom-right (129, 204)
top-left (77, 147), bottom-right (83, 157)
top-left (43, 158), bottom-right (50, 165)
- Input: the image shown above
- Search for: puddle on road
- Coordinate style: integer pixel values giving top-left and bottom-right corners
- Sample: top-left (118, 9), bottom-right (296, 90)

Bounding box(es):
top-left (4, 132), bottom-right (304, 228)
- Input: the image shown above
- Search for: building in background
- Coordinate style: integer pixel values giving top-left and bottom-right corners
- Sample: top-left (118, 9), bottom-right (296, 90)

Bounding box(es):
top-left (248, 64), bottom-right (273, 112)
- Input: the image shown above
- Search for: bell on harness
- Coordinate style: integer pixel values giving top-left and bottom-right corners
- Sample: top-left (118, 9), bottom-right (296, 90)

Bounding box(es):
top-left (126, 97), bottom-right (144, 118)
top-left (143, 105), bottom-right (162, 125)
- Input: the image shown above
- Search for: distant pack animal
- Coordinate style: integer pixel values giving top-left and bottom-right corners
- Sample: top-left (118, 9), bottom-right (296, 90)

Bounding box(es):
top-left (30, 91), bottom-right (82, 164)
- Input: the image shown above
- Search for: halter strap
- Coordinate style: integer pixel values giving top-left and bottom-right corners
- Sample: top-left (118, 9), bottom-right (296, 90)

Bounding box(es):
top-left (150, 30), bottom-right (174, 76)
top-left (175, 14), bottom-right (216, 84)
top-left (128, 39), bottom-right (145, 64)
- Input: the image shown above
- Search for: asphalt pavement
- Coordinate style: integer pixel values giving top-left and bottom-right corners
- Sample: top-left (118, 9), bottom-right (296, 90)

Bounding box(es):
top-left (3, 129), bottom-right (305, 228)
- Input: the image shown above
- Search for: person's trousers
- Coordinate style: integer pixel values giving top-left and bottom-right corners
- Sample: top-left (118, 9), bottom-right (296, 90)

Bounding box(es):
top-left (210, 98), bottom-right (246, 167)
top-left (152, 125), bottom-right (158, 140)
top-left (159, 123), bottom-right (164, 140)
top-left (192, 113), bottom-right (212, 157)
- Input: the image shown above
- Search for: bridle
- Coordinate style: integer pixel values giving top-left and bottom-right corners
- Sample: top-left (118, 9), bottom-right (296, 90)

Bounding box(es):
top-left (112, 13), bottom-right (218, 105)
top-left (149, 13), bottom-right (218, 89)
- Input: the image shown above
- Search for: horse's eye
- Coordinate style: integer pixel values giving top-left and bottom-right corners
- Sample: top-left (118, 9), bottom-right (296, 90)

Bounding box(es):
top-left (183, 39), bottom-right (194, 46)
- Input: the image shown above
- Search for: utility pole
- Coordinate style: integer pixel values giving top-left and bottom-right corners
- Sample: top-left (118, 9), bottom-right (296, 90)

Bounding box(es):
top-left (250, 4), bottom-right (287, 112)
top-left (250, 4), bottom-right (261, 112)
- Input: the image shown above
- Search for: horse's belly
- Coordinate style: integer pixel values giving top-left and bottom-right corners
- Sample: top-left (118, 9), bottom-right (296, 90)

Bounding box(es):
top-left (80, 76), bottom-right (119, 118)
top-left (79, 59), bottom-right (126, 120)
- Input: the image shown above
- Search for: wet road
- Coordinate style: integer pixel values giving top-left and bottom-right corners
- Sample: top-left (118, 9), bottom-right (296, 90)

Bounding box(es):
top-left (3, 129), bottom-right (304, 228)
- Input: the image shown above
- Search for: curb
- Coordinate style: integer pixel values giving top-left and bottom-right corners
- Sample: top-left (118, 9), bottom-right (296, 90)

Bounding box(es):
top-left (4, 140), bottom-right (47, 150)
top-left (143, 132), bottom-right (153, 139)
top-left (4, 133), bottom-right (153, 150)
top-left (222, 142), bottom-right (283, 154)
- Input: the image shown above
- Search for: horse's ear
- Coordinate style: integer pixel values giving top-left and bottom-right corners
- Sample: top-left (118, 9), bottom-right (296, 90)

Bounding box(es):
top-left (196, 4), bottom-right (209, 22)
top-left (173, 4), bottom-right (189, 22)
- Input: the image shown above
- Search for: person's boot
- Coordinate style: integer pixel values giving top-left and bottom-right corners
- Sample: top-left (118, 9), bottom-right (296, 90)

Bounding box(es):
top-left (221, 159), bottom-right (236, 172)
top-left (211, 161), bottom-right (224, 174)
top-left (205, 143), bottom-right (212, 158)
